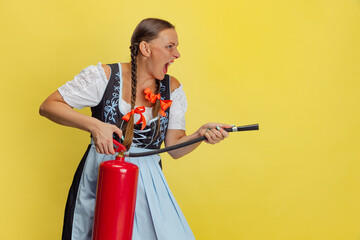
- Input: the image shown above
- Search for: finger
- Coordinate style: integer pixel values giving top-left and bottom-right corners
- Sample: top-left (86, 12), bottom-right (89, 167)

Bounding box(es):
top-left (211, 129), bottom-right (223, 139)
top-left (219, 127), bottom-right (229, 138)
top-left (95, 146), bottom-right (101, 154)
top-left (99, 140), bottom-right (111, 155)
top-left (110, 142), bottom-right (116, 155)
top-left (107, 139), bottom-right (116, 155)
top-left (218, 123), bottom-right (234, 128)
top-left (200, 127), bottom-right (208, 136)
top-left (113, 126), bottom-right (123, 139)
top-left (100, 142), bottom-right (108, 155)
top-left (205, 131), bottom-right (216, 144)
top-left (204, 132), bottom-right (211, 143)
top-left (210, 130), bottom-right (222, 143)
top-left (96, 144), bottom-right (104, 154)
top-left (216, 124), bottom-right (234, 132)
top-left (209, 129), bottom-right (222, 140)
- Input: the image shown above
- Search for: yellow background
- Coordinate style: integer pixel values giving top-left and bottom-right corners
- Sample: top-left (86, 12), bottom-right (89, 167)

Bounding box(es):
top-left (1, 0), bottom-right (360, 239)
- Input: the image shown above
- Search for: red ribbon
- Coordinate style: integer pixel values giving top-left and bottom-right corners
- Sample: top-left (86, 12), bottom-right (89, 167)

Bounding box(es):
top-left (122, 106), bottom-right (147, 130)
top-left (144, 88), bottom-right (172, 117)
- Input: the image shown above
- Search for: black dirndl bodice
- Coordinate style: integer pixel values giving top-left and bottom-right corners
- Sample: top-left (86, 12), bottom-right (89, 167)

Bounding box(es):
top-left (91, 63), bottom-right (171, 149)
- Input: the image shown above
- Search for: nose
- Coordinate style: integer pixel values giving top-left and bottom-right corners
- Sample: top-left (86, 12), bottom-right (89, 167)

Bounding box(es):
top-left (174, 48), bottom-right (180, 59)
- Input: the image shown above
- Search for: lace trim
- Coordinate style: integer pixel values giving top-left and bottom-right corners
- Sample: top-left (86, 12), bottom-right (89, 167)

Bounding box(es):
top-left (59, 62), bottom-right (106, 96)
top-left (169, 84), bottom-right (187, 129)
top-left (170, 84), bottom-right (187, 112)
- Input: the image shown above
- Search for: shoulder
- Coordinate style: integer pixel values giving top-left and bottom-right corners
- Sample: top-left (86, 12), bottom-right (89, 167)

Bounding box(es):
top-left (101, 64), bottom-right (111, 81)
top-left (170, 76), bottom-right (181, 92)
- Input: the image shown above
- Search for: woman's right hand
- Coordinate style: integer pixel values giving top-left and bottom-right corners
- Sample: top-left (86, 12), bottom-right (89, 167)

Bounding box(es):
top-left (91, 121), bottom-right (123, 155)
top-left (40, 90), bottom-right (123, 155)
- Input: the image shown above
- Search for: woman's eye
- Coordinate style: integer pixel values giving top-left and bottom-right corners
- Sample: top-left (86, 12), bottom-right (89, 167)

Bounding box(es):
top-left (167, 45), bottom-right (173, 49)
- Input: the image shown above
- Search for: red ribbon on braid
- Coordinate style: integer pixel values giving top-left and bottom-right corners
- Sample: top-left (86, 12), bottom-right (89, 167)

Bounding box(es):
top-left (144, 88), bottom-right (172, 117)
top-left (122, 106), bottom-right (147, 130)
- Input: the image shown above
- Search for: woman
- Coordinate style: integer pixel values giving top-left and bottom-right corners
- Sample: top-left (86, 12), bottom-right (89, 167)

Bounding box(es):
top-left (40, 18), bottom-right (230, 240)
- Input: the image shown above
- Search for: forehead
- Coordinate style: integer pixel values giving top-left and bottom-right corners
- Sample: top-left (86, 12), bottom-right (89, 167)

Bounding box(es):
top-left (153, 28), bottom-right (178, 44)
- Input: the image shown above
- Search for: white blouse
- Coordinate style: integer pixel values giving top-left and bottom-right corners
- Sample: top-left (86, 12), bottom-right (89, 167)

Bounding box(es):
top-left (58, 62), bottom-right (187, 130)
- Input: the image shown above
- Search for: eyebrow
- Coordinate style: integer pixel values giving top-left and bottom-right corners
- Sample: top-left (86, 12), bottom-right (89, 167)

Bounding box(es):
top-left (168, 42), bottom-right (179, 46)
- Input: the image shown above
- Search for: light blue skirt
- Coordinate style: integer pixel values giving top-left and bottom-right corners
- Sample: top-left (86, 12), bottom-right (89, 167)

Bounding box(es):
top-left (70, 141), bottom-right (195, 240)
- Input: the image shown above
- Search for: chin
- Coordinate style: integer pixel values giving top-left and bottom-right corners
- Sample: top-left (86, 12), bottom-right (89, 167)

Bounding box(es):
top-left (155, 72), bottom-right (166, 81)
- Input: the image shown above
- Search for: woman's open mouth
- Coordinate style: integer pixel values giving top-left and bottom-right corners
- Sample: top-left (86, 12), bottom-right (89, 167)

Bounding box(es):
top-left (163, 61), bottom-right (174, 74)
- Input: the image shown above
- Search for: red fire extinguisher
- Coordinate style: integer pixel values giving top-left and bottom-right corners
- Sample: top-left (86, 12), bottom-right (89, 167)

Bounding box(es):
top-left (92, 139), bottom-right (139, 240)
top-left (91, 124), bottom-right (259, 239)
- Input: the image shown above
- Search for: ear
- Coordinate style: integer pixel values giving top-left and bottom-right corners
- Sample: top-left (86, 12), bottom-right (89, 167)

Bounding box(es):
top-left (139, 41), bottom-right (151, 57)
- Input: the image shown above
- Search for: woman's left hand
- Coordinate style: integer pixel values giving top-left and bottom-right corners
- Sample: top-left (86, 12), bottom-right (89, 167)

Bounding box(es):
top-left (197, 123), bottom-right (233, 144)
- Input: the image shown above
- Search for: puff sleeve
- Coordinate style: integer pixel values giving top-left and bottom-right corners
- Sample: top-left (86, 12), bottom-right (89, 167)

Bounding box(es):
top-left (168, 84), bottom-right (187, 130)
top-left (58, 62), bottom-right (108, 109)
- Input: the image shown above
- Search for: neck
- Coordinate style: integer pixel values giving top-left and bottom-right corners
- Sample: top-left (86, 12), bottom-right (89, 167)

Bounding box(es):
top-left (133, 56), bottom-right (156, 90)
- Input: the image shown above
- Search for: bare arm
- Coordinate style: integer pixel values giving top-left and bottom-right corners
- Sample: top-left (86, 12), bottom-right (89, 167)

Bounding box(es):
top-left (164, 123), bottom-right (232, 159)
top-left (39, 90), bottom-right (122, 155)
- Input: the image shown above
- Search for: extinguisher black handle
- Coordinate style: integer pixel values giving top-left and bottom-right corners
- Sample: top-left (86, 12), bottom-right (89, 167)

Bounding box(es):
top-left (124, 124), bottom-right (259, 158)
top-left (224, 124), bottom-right (259, 132)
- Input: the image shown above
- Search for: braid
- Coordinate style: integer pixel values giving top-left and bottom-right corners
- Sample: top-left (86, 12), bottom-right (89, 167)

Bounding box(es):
top-left (123, 43), bottom-right (139, 149)
top-left (152, 80), bottom-right (161, 117)
top-left (130, 43), bottom-right (139, 108)
top-left (155, 79), bottom-right (160, 94)
top-left (153, 79), bottom-right (161, 137)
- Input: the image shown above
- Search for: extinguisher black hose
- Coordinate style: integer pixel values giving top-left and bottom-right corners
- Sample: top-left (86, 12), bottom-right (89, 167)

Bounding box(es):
top-left (124, 124), bottom-right (259, 158)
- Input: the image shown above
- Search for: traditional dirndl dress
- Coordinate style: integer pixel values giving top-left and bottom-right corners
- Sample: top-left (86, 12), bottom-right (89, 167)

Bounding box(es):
top-left (60, 63), bottom-right (195, 240)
